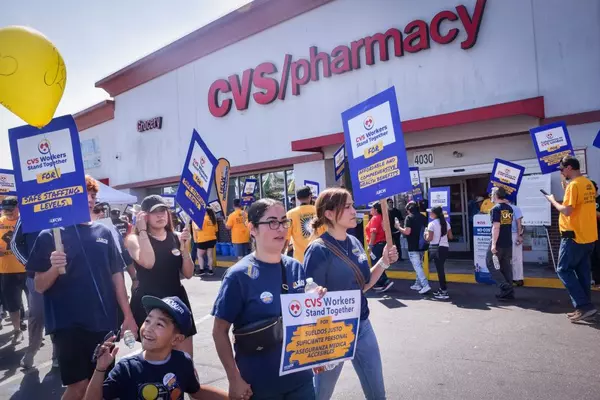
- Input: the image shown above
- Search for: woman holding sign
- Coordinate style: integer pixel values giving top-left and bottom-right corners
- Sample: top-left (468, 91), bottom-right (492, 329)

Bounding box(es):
top-left (304, 188), bottom-right (398, 400)
top-left (212, 199), bottom-right (326, 400)
top-left (125, 195), bottom-right (197, 356)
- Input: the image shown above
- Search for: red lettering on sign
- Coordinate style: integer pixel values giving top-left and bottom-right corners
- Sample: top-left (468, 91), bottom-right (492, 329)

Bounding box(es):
top-left (304, 298), bottom-right (323, 308)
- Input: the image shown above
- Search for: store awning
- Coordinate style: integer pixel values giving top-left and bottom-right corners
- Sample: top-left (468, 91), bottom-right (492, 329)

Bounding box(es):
top-left (291, 96), bottom-right (545, 153)
top-left (97, 181), bottom-right (137, 204)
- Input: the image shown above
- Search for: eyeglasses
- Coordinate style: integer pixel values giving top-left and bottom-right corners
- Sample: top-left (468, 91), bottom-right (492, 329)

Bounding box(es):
top-left (256, 219), bottom-right (291, 230)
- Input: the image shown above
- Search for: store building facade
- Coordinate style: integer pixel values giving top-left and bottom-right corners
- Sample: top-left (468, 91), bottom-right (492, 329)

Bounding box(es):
top-left (74, 0), bottom-right (600, 271)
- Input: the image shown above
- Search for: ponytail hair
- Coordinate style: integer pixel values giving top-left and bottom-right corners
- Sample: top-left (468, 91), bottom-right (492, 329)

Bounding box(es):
top-left (431, 206), bottom-right (447, 236)
top-left (311, 188), bottom-right (351, 238)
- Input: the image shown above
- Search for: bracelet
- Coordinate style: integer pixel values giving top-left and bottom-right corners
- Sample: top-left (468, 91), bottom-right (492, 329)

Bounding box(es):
top-left (378, 260), bottom-right (390, 270)
top-left (182, 253), bottom-right (192, 260)
top-left (95, 368), bottom-right (107, 373)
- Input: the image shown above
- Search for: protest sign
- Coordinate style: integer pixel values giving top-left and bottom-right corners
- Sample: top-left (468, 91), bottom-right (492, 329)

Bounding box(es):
top-left (175, 130), bottom-right (218, 230)
top-left (529, 122), bottom-right (574, 174)
top-left (333, 145), bottom-right (346, 182)
top-left (208, 199), bottom-right (222, 215)
top-left (593, 130), bottom-right (600, 149)
top-left (486, 159), bottom-right (525, 202)
top-left (409, 167), bottom-right (423, 201)
top-left (0, 169), bottom-right (17, 196)
top-left (162, 194), bottom-right (176, 210)
top-left (517, 174), bottom-right (551, 226)
top-left (341, 86), bottom-right (411, 205)
top-left (428, 186), bottom-right (451, 215)
top-left (280, 290), bottom-right (361, 376)
top-left (473, 214), bottom-right (494, 285)
top-left (8, 115), bottom-right (89, 233)
top-left (214, 158), bottom-right (230, 214)
top-left (303, 180), bottom-right (320, 197)
top-left (240, 178), bottom-right (257, 206)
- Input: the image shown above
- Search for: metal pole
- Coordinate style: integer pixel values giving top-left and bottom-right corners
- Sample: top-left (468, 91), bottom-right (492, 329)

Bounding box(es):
top-left (545, 226), bottom-right (557, 272)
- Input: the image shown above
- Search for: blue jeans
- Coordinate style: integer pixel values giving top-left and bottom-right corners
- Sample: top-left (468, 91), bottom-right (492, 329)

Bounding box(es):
top-left (314, 319), bottom-right (385, 400)
top-left (408, 251), bottom-right (428, 288)
top-left (557, 238), bottom-right (594, 311)
top-left (234, 243), bottom-right (250, 258)
top-left (252, 380), bottom-right (315, 400)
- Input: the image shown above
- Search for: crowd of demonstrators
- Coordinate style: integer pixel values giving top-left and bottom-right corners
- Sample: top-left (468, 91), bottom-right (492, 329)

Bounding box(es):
top-left (26, 175), bottom-right (138, 399)
top-left (0, 196), bottom-right (27, 344)
top-left (124, 195), bottom-right (197, 357)
top-left (397, 201), bottom-right (431, 294)
top-left (226, 199), bottom-right (251, 260)
top-left (192, 207), bottom-right (218, 276)
top-left (83, 295), bottom-right (227, 400)
top-left (486, 187), bottom-right (515, 301)
top-left (304, 188), bottom-right (398, 400)
top-left (510, 200), bottom-right (525, 287)
top-left (425, 206), bottom-right (453, 300)
top-left (366, 203), bottom-right (394, 293)
top-left (545, 156), bottom-right (598, 322)
top-left (387, 198), bottom-right (404, 261)
top-left (212, 198), bottom-right (327, 400)
top-left (284, 186), bottom-right (321, 263)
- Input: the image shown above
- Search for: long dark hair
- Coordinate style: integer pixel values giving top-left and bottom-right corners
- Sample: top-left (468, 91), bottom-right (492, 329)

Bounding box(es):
top-left (431, 206), bottom-right (447, 236)
top-left (312, 188), bottom-right (351, 232)
top-left (206, 208), bottom-right (217, 225)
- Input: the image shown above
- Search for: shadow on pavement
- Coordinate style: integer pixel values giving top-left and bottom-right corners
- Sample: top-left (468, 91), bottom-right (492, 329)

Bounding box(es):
top-left (9, 368), bottom-right (64, 400)
top-left (0, 343), bottom-right (27, 384)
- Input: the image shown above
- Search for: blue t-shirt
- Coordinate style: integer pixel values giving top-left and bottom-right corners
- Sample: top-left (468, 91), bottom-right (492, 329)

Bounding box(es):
top-left (490, 203), bottom-right (513, 249)
top-left (103, 350), bottom-right (200, 399)
top-left (303, 232), bottom-right (371, 321)
top-left (211, 254), bottom-right (312, 395)
top-left (26, 223), bottom-right (122, 334)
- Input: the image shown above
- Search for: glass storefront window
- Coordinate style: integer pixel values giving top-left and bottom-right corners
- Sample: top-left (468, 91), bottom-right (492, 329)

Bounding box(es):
top-left (227, 177), bottom-right (239, 214)
top-left (261, 171), bottom-right (285, 203)
top-left (285, 170), bottom-right (295, 209)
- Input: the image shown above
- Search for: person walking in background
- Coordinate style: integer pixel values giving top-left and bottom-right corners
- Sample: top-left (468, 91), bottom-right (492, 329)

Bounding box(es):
top-left (398, 201), bottom-right (430, 294)
top-left (192, 207), bottom-right (218, 276)
top-left (0, 196), bottom-right (27, 345)
top-left (226, 199), bottom-right (250, 260)
top-left (425, 206), bottom-right (453, 300)
top-left (510, 201), bottom-right (525, 287)
top-left (283, 186), bottom-right (322, 263)
top-left (367, 203), bottom-right (394, 293)
top-left (304, 188), bottom-right (398, 400)
top-left (545, 156), bottom-right (598, 321)
top-left (387, 198), bottom-right (404, 261)
top-left (487, 187), bottom-right (515, 301)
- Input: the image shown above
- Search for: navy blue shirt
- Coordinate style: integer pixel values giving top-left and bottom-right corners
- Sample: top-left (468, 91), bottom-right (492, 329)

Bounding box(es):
top-left (490, 203), bottom-right (513, 249)
top-left (26, 223), bottom-right (122, 334)
top-left (304, 232), bottom-right (371, 321)
top-left (211, 254), bottom-right (312, 395)
top-left (103, 350), bottom-right (200, 399)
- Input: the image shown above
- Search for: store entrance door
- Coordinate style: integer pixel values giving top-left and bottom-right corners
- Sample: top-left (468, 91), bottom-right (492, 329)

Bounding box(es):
top-left (429, 174), bottom-right (490, 258)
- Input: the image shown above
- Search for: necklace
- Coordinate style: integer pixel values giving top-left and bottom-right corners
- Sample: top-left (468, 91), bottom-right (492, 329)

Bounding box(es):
top-left (332, 236), bottom-right (350, 256)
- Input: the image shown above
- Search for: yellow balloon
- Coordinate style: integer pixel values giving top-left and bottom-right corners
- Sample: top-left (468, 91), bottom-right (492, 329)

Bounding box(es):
top-left (0, 26), bottom-right (66, 128)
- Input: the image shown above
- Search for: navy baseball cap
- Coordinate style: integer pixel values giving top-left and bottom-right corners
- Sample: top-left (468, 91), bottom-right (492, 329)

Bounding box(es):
top-left (142, 295), bottom-right (192, 336)
top-left (1, 196), bottom-right (17, 211)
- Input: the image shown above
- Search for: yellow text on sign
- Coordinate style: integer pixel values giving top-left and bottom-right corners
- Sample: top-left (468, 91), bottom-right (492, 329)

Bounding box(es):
top-left (285, 316), bottom-right (356, 365)
top-left (21, 185), bottom-right (84, 205)
top-left (363, 140), bottom-right (384, 159)
top-left (33, 197), bottom-right (72, 212)
top-left (193, 173), bottom-right (205, 189)
top-left (36, 168), bottom-right (62, 184)
top-left (357, 156), bottom-right (400, 189)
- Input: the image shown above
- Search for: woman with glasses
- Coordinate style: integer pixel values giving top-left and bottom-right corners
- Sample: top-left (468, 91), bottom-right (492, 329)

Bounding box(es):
top-left (212, 198), bottom-right (326, 400)
top-left (125, 195), bottom-right (197, 356)
top-left (304, 188), bottom-right (398, 400)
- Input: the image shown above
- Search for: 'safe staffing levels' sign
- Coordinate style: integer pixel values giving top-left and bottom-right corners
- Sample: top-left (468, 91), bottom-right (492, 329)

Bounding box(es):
top-left (8, 115), bottom-right (90, 233)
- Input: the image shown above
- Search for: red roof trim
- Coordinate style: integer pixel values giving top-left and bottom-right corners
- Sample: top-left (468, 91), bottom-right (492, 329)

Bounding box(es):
top-left (96, 0), bottom-right (334, 97)
top-left (74, 100), bottom-right (115, 132)
top-left (113, 153), bottom-right (322, 190)
top-left (291, 96), bottom-right (546, 152)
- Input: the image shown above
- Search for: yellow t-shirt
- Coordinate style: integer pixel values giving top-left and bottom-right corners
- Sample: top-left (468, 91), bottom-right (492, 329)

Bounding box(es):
top-left (479, 199), bottom-right (494, 214)
top-left (193, 214), bottom-right (218, 243)
top-left (559, 176), bottom-right (598, 244)
top-left (0, 216), bottom-right (25, 274)
top-left (226, 209), bottom-right (250, 244)
top-left (286, 205), bottom-right (326, 263)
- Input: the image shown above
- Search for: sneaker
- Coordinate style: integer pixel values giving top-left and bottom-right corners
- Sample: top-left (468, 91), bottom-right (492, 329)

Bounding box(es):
top-left (52, 358), bottom-right (59, 369)
top-left (199, 269), bottom-right (208, 276)
top-left (20, 322), bottom-right (27, 332)
top-left (410, 283), bottom-right (422, 291)
top-left (418, 285), bottom-right (432, 295)
top-left (208, 270), bottom-right (215, 276)
top-left (20, 353), bottom-right (34, 369)
top-left (12, 330), bottom-right (24, 345)
top-left (496, 293), bottom-right (515, 301)
top-left (433, 290), bottom-right (450, 300)
top-left (379, 280), bottom-right (394, 293)
top-left (569, 309), bottom-right (597, 322)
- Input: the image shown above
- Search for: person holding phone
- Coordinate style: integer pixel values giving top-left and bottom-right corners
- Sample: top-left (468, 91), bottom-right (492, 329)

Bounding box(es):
top-left (125, 195), bottom-right (197, 356)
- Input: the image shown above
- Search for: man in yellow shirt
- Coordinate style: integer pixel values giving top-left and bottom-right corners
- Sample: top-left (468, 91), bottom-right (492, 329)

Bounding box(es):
top-left (283, 186), bottom-right (323, 263)
top-left (545, 156), bottom-right (598, 322)
top-left (192, 208), bottom-right (218, 275)
top-left (226, 199), bottom-right (250, 260)
top-left (0, 196), bottom-right (27, 344)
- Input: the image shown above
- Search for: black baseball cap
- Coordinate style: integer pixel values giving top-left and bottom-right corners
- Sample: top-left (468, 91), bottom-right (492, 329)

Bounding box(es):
top-left (141, 195), bottom-right (168, 212)
top-left (1, 196), bottom-right (18, 211)
top-left (142, 295), bottom-right (192, 336)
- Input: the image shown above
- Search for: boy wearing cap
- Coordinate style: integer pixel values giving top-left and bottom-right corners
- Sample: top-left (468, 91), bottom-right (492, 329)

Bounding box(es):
top-left (83, 296), bottom-right (227, 400)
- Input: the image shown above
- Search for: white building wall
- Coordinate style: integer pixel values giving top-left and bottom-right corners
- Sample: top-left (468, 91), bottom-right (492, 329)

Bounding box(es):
top-left (293, 160), bottom-right (327, 197)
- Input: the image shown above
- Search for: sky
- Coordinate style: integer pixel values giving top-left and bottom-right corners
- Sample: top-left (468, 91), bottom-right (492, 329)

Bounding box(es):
top-left (0, 0), bottom-right (252, 169)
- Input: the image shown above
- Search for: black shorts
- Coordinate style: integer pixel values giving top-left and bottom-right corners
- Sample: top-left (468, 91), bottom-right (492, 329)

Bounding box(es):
top-left (54, 328), bottom-right (112, 386)
top-left (0, 273), bottom-right (26, 313)
top-left (196, 240), bottom-right (217, 250)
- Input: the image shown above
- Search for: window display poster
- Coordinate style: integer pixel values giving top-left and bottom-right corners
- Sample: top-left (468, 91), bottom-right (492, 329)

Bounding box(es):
top-left (0, 169), bottom-right (17, 195)
top-left (409, 167), bottom-right (423, 201)
top-left (517, 174), bottom-right (551, 226)
top-left (473, 214), bottom-right (494, 285)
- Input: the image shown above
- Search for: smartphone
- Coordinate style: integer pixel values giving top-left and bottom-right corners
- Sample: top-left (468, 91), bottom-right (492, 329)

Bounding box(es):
top-left (540, 189), bottom-right (549, 196)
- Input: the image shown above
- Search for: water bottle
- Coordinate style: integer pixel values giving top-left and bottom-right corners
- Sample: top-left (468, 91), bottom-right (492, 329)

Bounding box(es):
top-left (304, 277), bottom-right (319, 293)
top-left (123, 330), bottom-right (136, 349)
top-left (492, 254), bottom-right (501, 270)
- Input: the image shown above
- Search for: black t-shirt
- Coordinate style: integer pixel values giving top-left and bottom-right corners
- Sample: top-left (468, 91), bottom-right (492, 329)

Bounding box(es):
top-left (102, 350), bottom-right (200, 399)
top-left (490, 203), bottom-right (513, 248)
top-left (404, 213), bottom-right (426, 251)
top-left (388, 208), bottom-right (403, 234)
